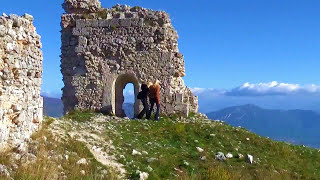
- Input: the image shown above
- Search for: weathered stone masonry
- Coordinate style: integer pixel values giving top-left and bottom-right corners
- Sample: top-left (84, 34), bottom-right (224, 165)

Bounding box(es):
top-left (61, 0), bottom-right (198, 117)
top-left (0, 14), bottom-right (43, 151)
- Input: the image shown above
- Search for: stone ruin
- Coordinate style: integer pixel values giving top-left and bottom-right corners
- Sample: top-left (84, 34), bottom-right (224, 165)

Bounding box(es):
top-left (61, 0), bottom-right (198, 117)
top-left (0, 14), bottom-right (43, 151)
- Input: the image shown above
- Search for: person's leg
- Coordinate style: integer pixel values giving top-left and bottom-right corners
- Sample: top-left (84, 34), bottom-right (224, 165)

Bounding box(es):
top-left (137, 99), bottom-right (147, 119)
top-left (155, 103), bottom-right (160, 120)
top-left (147, 99), bottom-right (154, 119)
top-left (142, 98), bottom-right (149, 118)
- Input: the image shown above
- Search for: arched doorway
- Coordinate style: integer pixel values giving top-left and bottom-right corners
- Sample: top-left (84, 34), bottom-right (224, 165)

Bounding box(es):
top-left (114, 74), bottom-right (140, 117)
top-left (122, 83), bottom-right (134, 118)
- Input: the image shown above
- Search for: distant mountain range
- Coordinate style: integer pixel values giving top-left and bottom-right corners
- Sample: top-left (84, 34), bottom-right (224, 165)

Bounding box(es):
top-left (43, 96), bottom-right (63, 118)
top-left (123, 103), bottom-right (134, 118)
top-left (207, 104), bottom-right (320, 148)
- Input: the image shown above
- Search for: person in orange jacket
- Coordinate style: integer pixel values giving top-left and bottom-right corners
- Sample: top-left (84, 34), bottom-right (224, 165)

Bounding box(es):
top-left (147, 80), bottom-right (160, 120)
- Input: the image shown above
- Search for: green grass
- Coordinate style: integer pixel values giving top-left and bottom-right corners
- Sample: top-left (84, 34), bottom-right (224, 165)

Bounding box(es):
top-left (101, 114), bottom-right (320, 179)
top-left (2, 112), bottom-right (320, 179)
top-left (63, 110), bottom-right (95, 122)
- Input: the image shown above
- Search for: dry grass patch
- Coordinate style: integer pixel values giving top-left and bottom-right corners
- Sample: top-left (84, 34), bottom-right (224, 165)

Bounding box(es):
top-left (0, 117), bottom-right (116, 180)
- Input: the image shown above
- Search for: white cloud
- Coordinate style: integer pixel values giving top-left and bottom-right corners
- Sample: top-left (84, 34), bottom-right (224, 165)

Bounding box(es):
top-left (41, 91), bottom-right (62, 98)
top-left (191, 81), bottom-right (320, 97)
top-left (227, 81), bottom-right (320, 96)
top-left (190, 87), bottom-right (226, 97)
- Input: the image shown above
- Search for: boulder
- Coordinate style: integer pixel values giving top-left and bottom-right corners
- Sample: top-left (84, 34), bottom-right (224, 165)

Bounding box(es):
top-left (226, 153), bottom-right (233, 159)
top-left (215, 152), bottom-right (226, 161)
top-left (237, 154), bottom-right (244, 159)
top-left (246, 154), bottom-right (253, 164)
top-left (196, 147), bottom-right (204, 153)
top-left (132, 149), bottom-right (142, 156)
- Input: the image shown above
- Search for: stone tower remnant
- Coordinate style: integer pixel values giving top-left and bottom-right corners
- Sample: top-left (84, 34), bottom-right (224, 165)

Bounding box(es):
top-left (61, 0), bottom-right (198, 117)
top-left (0, 13), bottom-right (43, 151)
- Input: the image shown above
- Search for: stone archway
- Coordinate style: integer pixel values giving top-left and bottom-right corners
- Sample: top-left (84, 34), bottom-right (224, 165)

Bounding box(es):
top-left (114, 74), bottom-right (140, 117)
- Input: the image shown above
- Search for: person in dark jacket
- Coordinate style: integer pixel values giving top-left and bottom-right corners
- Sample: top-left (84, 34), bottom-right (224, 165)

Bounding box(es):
top-left (136, 83), bottom-right (149, 119)
top-left (147, 80), bottom-right (161, 120)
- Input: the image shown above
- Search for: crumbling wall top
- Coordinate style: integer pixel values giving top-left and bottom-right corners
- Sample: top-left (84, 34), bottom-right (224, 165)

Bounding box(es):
top-left (63, 0), bottom-right (102, 14)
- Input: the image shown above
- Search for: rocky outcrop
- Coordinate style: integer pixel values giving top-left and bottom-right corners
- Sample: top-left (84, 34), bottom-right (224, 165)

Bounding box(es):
top-left (63, 0), bottom-right (102, 14)
top-left (61, 1), bottom-right (198, 117)
top-left (0, 13), bottom-right (43, 151)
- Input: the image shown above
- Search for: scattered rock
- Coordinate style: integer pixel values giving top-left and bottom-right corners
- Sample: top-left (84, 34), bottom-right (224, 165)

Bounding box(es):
top-left (136, 170), bottom-right (149, 180)
top-left (196, 147), bottom-right (204, 153)
top-left (77, 158), bottom-right (88, 165)
top-left (226, 153), bottom-right (233, 159)
top-left (142, 151), bottom-right (148, 155)
top-left (174, 168), bottom-right (183, 173)
top-left (132, 149), bottom-right (142, 156)
top-left (246, 154), bottom-right (254, 164)
top-left (237, 154), bottom-right (244, 159)
top-left (0, 164), bottom-right (10, 177)
top-left (215, 152), bottom-right (226, 161)
top-left (200, 156), bottom-right (206, 161)
top-left (80, 170), bottom-right (85, 175)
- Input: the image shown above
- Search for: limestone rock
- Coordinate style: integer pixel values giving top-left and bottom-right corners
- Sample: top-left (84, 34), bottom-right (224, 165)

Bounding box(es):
top-left (246, 154), bottom-right (254, 164)
top-left (200, 156), bottom-right (206, 161)
top-left (196, 147), bottom-right (204, 153)
top-left (237, 153), bottom-right (244, 159)
top-left (226, 153), bottom-right (233, 159)
top-left (0, 13), bottom-right (43, 152)
top-left (77, 158), bottom-right (88, 165)
top-left (132, 149), bottom-right (142, 156)
top-left (215, 152), bottom-right (226, 161)
top-left (136, 170), bottom-right (149, 180)
top-left (0, 164), bottom-right (10, 177)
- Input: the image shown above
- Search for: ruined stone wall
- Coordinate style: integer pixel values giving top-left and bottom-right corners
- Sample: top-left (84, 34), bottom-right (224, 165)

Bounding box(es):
top-left (61, 0), bottom-right (198, 117)
top-left (0, 14), bottom-right (43, 151)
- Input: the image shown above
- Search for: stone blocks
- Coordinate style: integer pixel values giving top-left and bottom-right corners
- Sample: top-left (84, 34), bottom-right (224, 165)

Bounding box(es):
top-left (61, 2), bottom-right (198, 117)
top-left (0, 13), bottom-right (43, 151)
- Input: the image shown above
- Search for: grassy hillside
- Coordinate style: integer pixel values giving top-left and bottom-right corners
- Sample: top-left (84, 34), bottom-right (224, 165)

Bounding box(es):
top-left (103, 114), bottom-right (320, 179)
top-left (1, 112), bottom-right (320, 179)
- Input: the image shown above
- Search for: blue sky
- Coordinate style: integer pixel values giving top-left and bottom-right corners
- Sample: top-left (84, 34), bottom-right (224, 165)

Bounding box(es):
top-left (1, 0), bottom-right (320, 98)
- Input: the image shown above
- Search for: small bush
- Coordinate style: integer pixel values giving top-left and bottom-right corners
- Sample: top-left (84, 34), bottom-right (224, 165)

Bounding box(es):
top-left (82, 13), bottom-right (90, 19)
top-left (97, 9), bottom-right (108, 19)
